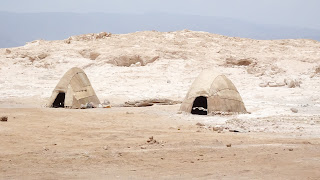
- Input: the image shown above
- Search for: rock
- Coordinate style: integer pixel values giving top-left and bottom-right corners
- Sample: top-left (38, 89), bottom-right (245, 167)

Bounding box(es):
top-left (64, 38), bottom-right (71, 44)
top-left (213, 127), bottom-right (223, 131)
top-left (226, 144), bottom-right (232, 147)
top-left (268, 81), bottom-right (278, 87)
top-left (135, 102), bottom-right (153, 107)
top-left (196, 122), bottom-right (205, 126)
top-left (0, 116), bottom-right (8, 122)
top-left (86, 103), bottom-right (93, 108)
top-left (259, 82), bottom-right (268, 87)
top-left (103, 146), bottom-right (108, 150)
top-left (5, 49), bottom-right (11, 54)
top-left (285, 79), bottom-right (301, 88)
top-left (108, 54), bottom-right (159, 67)
top-left (89, 52), bottom-right (100, 60)
top-left (311, 66), bottom-right (320, 78)
top-left (226, 57), bottom-right (254, 66)
top-left (229, 130), bottom-right (240, 132)
top-left (38, 53), bottom-right (48, 60)
top-left (290, 108), bottom-right (298, 113)
top-left (285, 79), bottom-right (295, 88)
top-left (147, 136), bottom-right (157, 144)
top-left (80, 104), bottom-right (87, 109)
top-left (288, 148), bottom-right (293, 151)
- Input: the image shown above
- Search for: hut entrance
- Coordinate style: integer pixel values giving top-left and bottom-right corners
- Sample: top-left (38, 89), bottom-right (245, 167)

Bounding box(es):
top-left (53, 93), bottom-right (65, 108)
top-left (191, 96), bottom-right (208, 115)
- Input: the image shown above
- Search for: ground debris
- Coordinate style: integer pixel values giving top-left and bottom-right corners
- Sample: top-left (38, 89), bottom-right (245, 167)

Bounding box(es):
top-left (122, 98), bottom-right (181, 107)
top-left (1, 116), bottom-right (8, 122)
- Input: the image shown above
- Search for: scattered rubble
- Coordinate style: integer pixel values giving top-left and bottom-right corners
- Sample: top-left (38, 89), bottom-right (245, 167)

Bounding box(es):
top-left (247, 63), bottom-right (285, 77)
top-left (123, 99), bottom-right (181, 107)
top-left (65, 32), bottom-right (112, 43)
top-left (259, 78), bottom-right (301, 88)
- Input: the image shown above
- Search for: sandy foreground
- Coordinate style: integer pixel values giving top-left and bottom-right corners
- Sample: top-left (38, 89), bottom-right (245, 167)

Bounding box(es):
top-left (1, 30), bottom-right (320, 179)
top-left (0, 105), bottom-right (320, 179)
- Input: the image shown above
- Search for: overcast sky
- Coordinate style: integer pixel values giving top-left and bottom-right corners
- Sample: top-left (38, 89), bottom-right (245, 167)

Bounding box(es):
top-left (1, 0), bottom-right (319, 29)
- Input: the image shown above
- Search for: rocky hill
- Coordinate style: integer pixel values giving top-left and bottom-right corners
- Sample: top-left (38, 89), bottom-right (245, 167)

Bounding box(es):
top-left (0, 30), bottom-right (320, 116)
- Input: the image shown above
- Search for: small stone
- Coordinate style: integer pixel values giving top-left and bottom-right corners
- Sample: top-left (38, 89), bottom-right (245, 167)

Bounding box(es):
top-left (103, 146), bottom-right (108, 150)
top-left (141, 146), bottom-right (146, 149)
top-left (0, 116), bottom-right (8, 122)
top-left (212, 127), bottom-right (220, 131)
top-left (229, 130), bottom-right (240, 132)
top-left (288, 148), bottom-right (293, 151)
top-left (268, 82), bottom-right (278, 87)
top-left (5, 49), bottom-right (11, 54)
top-left (226, 144), bottom-right (232, 147)
top-left (196, 122), bottom-right (205, 126)
top-left (259, 82), bottom-right (268, 87)
top-left (213, 126), bottom-right (224, 131)
top-left (290, 108), bottom-right (298, 113)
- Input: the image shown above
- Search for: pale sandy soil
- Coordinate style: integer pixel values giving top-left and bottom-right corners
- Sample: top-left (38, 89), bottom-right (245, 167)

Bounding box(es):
top-left (1, 106), bottom-right (320, 180)
top-left (1, 30), bottom-right (320, 179)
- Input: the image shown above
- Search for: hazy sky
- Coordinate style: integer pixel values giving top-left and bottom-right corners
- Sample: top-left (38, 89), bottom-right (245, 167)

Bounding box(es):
top-left (1, 0), bottom-right (319, 29)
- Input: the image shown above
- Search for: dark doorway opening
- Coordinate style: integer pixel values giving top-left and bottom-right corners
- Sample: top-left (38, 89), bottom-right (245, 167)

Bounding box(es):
top-left (52, 93), bottom-right (65, 108)
top-left (191, 96), bottom-right (208, 115)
